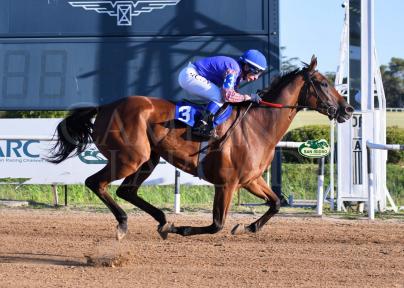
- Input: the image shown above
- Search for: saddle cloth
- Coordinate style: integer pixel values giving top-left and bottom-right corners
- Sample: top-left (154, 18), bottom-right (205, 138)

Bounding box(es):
top-left (174, 101), bottom-right (232, 127)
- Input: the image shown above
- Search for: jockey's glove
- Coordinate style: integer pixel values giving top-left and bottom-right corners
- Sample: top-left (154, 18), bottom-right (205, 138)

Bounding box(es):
top-left (250, 93), bottom-right (262, 104)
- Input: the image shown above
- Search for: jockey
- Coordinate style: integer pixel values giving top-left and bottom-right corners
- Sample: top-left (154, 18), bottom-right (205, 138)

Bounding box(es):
top-left (178, 49), bottom-right (267, 138)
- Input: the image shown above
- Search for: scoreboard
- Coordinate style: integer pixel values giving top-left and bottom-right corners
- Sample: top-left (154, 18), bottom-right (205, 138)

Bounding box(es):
top-left (0, 0), bottom-right (279, 110)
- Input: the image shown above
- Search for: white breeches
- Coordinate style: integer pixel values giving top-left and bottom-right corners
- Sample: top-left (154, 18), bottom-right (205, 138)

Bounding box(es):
top-left (178, 63), bottom-right (224, 105)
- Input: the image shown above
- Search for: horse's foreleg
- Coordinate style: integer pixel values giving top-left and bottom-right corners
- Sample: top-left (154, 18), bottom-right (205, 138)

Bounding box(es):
top-left (232, 176), bottom-right (280, 235)
top-left (168, 183), bottom-right (237, 237)
top-left (115, 153), bottom-right (170, 239)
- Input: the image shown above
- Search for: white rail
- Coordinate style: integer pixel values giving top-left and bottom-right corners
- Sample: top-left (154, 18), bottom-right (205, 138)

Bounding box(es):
top-left (366, 141), bottom-right (404, 220)
top-left (276, 141), bottom-right (304, 148)
top-left (0, 135), bottom-right (322, 214)
top-left (366, 142), bottom-right (404, 151)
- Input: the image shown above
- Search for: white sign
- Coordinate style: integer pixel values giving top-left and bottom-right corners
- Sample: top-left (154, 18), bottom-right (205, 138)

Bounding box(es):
top-left (0, 119), bottom-right (209, 186)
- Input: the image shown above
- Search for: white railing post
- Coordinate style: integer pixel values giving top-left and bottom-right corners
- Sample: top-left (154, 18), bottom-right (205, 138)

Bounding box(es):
top-left (367, 146), bottom-right (375, 220)
top-left (174, 169), bottom-right (181, 214)
top-left (366, 141), bottom-right (404, 219)
top-left (316, 157), bottom-right (325, 216)
top-left (330, 121), bottom-right (335, 210)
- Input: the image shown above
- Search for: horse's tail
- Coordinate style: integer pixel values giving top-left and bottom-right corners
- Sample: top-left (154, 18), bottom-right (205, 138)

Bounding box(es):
top-left (47, 107), bottom-right (98, 164)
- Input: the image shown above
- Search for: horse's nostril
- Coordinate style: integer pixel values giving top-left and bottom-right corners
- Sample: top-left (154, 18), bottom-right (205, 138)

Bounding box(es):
top-left (344, 106), bottom-right (354, 114)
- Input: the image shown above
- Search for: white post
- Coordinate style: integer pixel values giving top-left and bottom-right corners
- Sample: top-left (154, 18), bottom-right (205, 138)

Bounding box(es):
top-left (335, 1), bottom-right (349, 212)
top-left (360, 0), bottom-right (374, 111)
top-left (367, 147), bottom-right (375, 220)
top-left (367, 141), bottom-right (402, 215)
top-left (51, 184), bottom-right (59, 206)
top-left (174, 169), bottom-right (181, 214)
top-left (316, 158), bottom-right (325, 216)
top-left (330, 121), bottom-right (335, 210)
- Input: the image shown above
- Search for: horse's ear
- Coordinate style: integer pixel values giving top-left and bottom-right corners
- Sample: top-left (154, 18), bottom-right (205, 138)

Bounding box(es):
top-left (308, 55), bottom-right (318, 71)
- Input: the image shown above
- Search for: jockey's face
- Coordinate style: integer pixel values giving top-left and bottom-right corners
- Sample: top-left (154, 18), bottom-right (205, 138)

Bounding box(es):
top-left (245, 72), bottom-right (261, 82)
top-left (242, 64), bottom-right (263, 82)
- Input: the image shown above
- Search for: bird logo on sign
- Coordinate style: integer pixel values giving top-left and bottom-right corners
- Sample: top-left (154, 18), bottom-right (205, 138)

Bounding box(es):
top-left (68, 0), bottom-right (182, 26)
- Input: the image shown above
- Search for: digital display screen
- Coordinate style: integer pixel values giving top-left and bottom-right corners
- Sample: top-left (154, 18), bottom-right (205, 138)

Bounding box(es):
top-left (0, 39), bottom-right (271, 110)
top-left (3, 49), bottom-right (66, 100)
top-left (0, 0), bottom-right (279, 110)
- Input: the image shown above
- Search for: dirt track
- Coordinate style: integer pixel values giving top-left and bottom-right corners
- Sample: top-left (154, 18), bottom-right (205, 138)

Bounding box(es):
top-left (0, 208), bottom-right (403, 288)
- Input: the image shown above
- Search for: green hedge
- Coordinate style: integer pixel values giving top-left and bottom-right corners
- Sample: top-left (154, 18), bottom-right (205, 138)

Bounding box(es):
top-left (386, 126), bottom-right (404, 163)
top-left (283, 125), bottom-right (404, 164)
top-left (0, 111), bottom-right (67, 118)
top-left (283, 125), bottom-right (331, 143)
top-left (282, 125), bottom-right (330, 163)
top-left (1, 164), bottom-right (402, 206)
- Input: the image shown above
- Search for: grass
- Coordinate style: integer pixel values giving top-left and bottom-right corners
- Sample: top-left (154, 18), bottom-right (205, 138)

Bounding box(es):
top-left (0, 184), bottom-right (266, 209)
top-left (289, 111), bottom-right (404, 130)
top-left (1, 164), bottom-right (402, 209)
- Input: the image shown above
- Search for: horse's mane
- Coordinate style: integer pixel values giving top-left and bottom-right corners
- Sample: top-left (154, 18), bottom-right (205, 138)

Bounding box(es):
top-left (259, 67), bottom-right (306, 101)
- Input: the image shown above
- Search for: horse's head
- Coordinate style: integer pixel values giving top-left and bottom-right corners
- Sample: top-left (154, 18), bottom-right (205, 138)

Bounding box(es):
top-left (299, 55), bottom-right (354, 123)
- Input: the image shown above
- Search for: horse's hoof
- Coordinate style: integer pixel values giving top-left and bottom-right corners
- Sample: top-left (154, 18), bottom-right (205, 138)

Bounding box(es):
top-left (231, 223), bottom-right (246, 235)
top-left (157, 222), bottom-right (173, 240)
top-left (116, 222), bottom-right (128, 241)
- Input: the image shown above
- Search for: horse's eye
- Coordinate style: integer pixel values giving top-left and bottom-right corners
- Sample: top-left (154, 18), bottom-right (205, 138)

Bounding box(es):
top-left (321, 82), bottom-right (328, 88)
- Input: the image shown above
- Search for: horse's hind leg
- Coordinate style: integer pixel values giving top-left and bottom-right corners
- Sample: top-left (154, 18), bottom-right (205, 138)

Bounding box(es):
top-left (115, 152), bottom-right (170, 239)
top-left (232, 176), bottom-right (280, 235)
top-left (85, 162), bottom-right (144, 241)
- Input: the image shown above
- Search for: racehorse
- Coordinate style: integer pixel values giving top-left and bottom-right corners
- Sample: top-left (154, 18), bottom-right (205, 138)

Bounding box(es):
top-left (48, 56), bottom-right (353, 240)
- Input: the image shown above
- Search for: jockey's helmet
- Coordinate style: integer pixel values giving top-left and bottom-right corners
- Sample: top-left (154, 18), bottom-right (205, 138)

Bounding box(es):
top-left (239, 49), bottom-right (268, 74)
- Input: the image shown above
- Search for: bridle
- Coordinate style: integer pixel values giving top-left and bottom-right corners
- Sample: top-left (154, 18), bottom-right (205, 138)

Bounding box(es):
top-left (258, 69), bottom-right (337, 117)
top-left (301, 69), bottom-right (337, 117)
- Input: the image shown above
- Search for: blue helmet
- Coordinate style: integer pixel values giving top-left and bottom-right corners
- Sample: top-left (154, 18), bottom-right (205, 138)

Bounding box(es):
top-left (240, 49), bottom-right (268, 72)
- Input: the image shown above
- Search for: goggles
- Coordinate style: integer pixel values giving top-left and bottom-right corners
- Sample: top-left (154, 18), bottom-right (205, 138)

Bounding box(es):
top-left (247, 65), bottom-right (265, 75)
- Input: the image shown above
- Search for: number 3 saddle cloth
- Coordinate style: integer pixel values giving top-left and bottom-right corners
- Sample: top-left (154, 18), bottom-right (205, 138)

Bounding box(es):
top-left (174, 101), bottom-right (232, 128)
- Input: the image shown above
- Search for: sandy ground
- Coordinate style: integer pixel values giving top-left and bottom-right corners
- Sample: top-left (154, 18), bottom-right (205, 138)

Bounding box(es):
top-left (0, 208), bottom-right (403, 288)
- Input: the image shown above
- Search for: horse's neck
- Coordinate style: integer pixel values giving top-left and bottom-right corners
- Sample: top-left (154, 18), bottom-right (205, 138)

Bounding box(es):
top-left (243, 78), bottom-right (303, 150)
top-left (261, 78), bottom-right (302, 135)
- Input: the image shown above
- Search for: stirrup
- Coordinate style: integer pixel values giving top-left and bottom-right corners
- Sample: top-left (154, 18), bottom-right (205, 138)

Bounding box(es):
top-left (192, 125), bottom-right (218, 139)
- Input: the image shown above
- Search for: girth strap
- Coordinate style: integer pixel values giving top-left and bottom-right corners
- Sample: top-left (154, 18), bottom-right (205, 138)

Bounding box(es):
top-left (196, 140), bottom-right (209, 180)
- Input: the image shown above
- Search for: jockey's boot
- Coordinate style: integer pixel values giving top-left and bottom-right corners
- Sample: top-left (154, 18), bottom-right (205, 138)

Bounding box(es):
top-left (192, 111), bottom-right (218, 139)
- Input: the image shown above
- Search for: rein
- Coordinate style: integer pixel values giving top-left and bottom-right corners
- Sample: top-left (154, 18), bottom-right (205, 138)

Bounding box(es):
top-left (257, 69), bottom-right (331, 114)
top-left (259, 100), bottom-right (310, 110)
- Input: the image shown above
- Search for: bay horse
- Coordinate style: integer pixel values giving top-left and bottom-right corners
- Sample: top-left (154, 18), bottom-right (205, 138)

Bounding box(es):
top-left (49, 56), bottom-right (353, 240)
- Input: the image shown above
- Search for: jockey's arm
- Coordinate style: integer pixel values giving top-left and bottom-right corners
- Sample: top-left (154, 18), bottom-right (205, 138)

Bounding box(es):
top-left (221, 69), bottom-right (251, 103)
